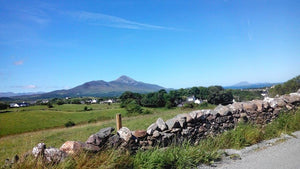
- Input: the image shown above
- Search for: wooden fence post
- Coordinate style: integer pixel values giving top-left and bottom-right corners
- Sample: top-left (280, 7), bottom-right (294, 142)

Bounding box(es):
top-left (116, 113), bottom-right (122, 130)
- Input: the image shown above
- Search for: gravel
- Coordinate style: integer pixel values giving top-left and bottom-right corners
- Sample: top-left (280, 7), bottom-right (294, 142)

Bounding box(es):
top-left (197, 131), bottom-right (300, 169)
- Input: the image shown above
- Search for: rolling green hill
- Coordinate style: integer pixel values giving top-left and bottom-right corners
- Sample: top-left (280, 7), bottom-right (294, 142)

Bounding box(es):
top-left (269, 75), bottom-right (300, 97)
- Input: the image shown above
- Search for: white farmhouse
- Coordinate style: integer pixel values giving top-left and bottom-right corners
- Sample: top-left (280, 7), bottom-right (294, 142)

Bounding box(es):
top-left (100, 99), bottom-right (114, 104)
top-left (187, 96), bottom-right (195, 102)
top-left (10, 103), bottom-right (19, 108)
top-left (194, 99), bottom-right (202, 104)
top-left (91, 99), bottom-right (97, 104)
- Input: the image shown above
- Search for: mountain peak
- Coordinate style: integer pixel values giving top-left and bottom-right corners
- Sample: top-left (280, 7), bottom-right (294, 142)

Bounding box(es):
top-left (114, 75), bottom-right (137, 84)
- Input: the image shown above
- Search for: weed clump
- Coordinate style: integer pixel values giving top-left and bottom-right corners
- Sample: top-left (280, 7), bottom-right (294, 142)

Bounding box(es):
top-left (64, 120), bottom-right (75, 127)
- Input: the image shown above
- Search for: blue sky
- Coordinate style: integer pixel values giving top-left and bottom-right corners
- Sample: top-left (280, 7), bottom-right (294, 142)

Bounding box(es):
top-left (0, 0), bottom-right (299, 93)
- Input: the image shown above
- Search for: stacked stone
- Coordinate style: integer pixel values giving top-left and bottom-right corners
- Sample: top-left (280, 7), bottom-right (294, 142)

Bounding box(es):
top-left (29, 90), bottom-right (300, 164)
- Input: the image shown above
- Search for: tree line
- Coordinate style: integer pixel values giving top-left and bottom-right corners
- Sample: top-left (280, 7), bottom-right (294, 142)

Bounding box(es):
top-left (119, 86), bottom-right (234, 114)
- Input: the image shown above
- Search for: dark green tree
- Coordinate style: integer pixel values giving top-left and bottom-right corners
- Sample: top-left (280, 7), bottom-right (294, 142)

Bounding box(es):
top-left (56, 99), bottom-right (65, 105)
top-left (0, 102), bottom-right (8, 110)
top-left (198, 87), bottom-right (209, 100)
top-left (208, 90), bottom-right (233, 105)
top-left (120, 91), bottom-right (142, 107)
top-left (189, 87), bottom-right (200, 96)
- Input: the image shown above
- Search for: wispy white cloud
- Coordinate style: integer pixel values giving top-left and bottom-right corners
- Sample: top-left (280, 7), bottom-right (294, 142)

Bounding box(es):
top-left (3, 4), bottom-right (50, 25)
top-left (23, 85), bottom-right (37, 89)
top-left (14, 60), bottom-right (24, 65)
top-left (23, 13), bottom-right (49, 25)
top-left (68, 11), bottom-right (174, 30)
top-left (0, 4), bottom-right (51, 46)
top-left (247, 19), bottom-right (253, 40)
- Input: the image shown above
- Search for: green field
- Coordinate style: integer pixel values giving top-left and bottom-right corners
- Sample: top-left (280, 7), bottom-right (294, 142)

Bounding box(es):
top-left (0, 104), bottom-right (198, 162)
top-left (0, 104), bottom-right (126, 137)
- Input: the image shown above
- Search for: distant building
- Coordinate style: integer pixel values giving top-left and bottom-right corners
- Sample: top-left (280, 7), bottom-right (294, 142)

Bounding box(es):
top-left (186, 96), bottom-right (195, 102)
top-left (18, 102), bottom-right (30, 107)
top-left (42, 100), bottom-right (49, 104)
top-left (100, 99), bottom-right (114, 104)
top-left (85, 99), bottom-right (98, 104)
top-left (194, 99), bottom-right (202, 104)
top-left (91, 99), bottom-right (97, 104)
top-left (9, 102), bottom-right (30, 108)
top-left (10, 103), bottom-right (19, 108)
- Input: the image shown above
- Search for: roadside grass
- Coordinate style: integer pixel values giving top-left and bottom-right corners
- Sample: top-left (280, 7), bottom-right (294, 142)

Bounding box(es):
top-left (2, 108), bottom-right (300, 168)
top-left (263, 110), bottom-right (300, 139)
top-left (13, 150), bottom-right (133, 169)
top-left (133, 141), bottom-right (220, 169)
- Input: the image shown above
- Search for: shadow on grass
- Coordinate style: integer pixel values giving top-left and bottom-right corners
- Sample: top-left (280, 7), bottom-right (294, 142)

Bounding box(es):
top-left (0, 110), bottom-right (12, 114)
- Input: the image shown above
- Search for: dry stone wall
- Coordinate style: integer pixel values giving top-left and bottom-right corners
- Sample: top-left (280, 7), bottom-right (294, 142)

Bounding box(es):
top-left (28, 90), bottom-right (300, 164)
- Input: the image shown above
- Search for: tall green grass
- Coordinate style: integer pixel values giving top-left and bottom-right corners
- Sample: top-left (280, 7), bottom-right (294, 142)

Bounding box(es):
top-left (133, 141), bottom-right (220, 169)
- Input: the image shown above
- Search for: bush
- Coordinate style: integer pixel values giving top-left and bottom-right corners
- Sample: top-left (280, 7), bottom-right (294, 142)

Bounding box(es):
top-left (182, 103), bottom-right (194, 109)
top-left (197, 102), bottom-right (216, 109)
top-left (64, 120), bottom-right (75, 127)
top-left (125, 100), bottom-right (143, 114)
top-left (165, 101), bottom-right (173, 109)
top-left (84, 106), bottom-right (93, 111)
top-left (47, 102), bottom-right (53, 108)
top-left (56, 100), bottom-right (65, 105)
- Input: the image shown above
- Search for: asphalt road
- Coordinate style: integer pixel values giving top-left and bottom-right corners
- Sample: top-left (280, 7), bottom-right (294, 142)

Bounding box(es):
top-left (218, 131), bottom-right (300, 169)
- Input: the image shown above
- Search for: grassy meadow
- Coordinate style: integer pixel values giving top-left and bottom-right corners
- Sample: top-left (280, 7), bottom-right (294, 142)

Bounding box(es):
top-left (0, 105), bottom-right (196, 163)
top-left (0, 104), bottom-right (125, 137)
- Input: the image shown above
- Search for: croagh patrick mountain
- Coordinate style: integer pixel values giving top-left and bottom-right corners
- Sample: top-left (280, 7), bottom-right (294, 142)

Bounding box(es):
top-left (9, 76), bottom-right (166, 100)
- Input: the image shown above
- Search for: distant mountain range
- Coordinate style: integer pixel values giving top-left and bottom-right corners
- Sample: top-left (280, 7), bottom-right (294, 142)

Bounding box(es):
top-left (224, 81), bottom-right (280, 89)
top-left (0, 92), bottom-right (45, 97)
top-left (1, 77), bottom-right (282, 101)
top-left (3, 76), bottom-right (166, 100)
